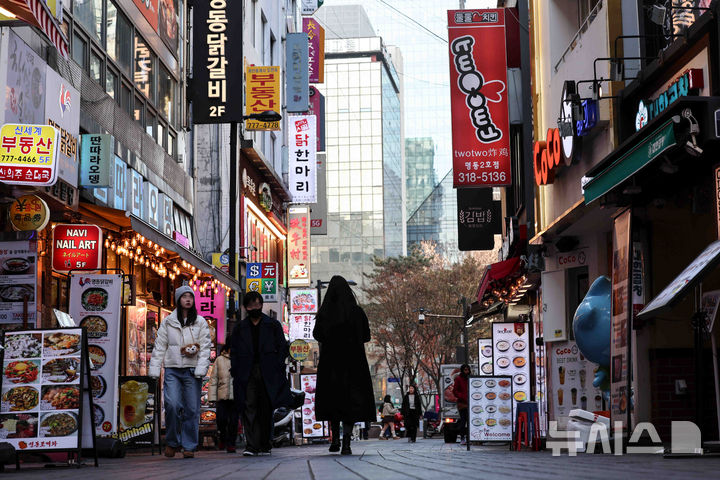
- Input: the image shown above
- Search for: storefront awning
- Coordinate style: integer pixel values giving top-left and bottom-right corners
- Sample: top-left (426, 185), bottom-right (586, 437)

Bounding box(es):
top-left (584, 118), bottom-right (678, 205)
top-left (1, 0), bottom-right (68, 57)
top-left (476, 256), bottom-right (523, 303)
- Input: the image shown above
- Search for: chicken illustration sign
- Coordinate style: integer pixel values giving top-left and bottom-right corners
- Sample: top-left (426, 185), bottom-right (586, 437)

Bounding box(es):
top-left (448, 9), bottom-right (511, 187)
top-left (52, 224), bottom-right (103, 272)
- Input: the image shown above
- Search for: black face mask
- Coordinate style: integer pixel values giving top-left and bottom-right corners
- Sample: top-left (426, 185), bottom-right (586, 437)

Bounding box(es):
top-left (247, 308), bottom-right (263, 319)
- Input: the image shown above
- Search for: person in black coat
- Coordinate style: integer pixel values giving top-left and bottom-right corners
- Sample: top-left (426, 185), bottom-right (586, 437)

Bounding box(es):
top-left (313, 275), bottom-right (376, 455)
top-left (230, 291), bottom-right (291, 456)
top-left (401, 384), bottom-right (422, 443)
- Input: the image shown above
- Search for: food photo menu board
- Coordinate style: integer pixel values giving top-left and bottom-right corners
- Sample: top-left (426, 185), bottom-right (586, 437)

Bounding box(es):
top-left (478, 338), bottom-right (493, 376)
top-left (492, 322), bottom-right (531, 420)
top-left (468, 376), bottom-right (513, 442)
top-left (69, 274), bottom-right (123, 436)
top-left (1, 329), bottom-right (87, 450)
top-left (550, 340), bottom-right (603, 418)
top-left (300, 374), bottom-right (327, 438)
top-left (0, 240), bottom-right (38, 328)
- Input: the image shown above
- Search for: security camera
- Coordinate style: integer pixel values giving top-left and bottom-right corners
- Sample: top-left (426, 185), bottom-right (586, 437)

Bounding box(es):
top-left (418, 313), bottom-right (425, 325)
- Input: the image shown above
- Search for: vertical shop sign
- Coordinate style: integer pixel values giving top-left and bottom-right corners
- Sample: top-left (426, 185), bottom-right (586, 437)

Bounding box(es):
top-left (289, 314), bottom-right (315, 341)
top-left (308, 87), bottom-right (326, 151)
top-left (0, 240), bottom-right (37, 327)
top-left (303, 18), bottom-right (325, 84)
top-left (79, 134), bottom-right (114, 188)
top-left (246, 262), bottom-right (278, 303)
top-left (447, 10), bottom-right (511, 187)
top-left (611, 209), bottom-right (632, 430)
top-left (286, 33), bottom-right (309, 113)
top-left (128, 169), bottom-right (144, 218)
top-left (132, 0), bottom-right (159, 30)
top-left (70, 273), bottom-right (123, 436)
top-left (160, 194), bottom-right (174, 236)
top-left (45, 66), bottom-right (80, 187)
top-left (245, 66), bottom-right (281, 131)
top-left (4, 31), bottom-right (47, 125)
top-left (288, 116), bottom-right (317, 203)
top-left (112, 156), bottom-right (127, 210)
top-left (52, 224), bottom-right (103, 273)
top-left (288, 206), bottom-right (311, 286)
top-left (456, 188), bottom-right (501, 251)
top-left (191, 0), bottom-right (242, 123)
top-left (143, 182), bottom-right (160, 229)
top-left (0, 124), bottom-right (60, 186)
top-left (310, 153), bottom-right (327, 235)
top-left (194, 283), bottom-right (226, 345)
top-left (632, 242), bottom-right (645, 317)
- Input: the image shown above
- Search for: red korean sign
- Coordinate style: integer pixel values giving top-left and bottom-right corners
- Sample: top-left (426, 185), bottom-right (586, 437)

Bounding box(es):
top-left (448, 10), bottom-right (511, 187)
top-left (288, 206), bottom-right (311, 287)
top-left (0, 124), bottom-right (59, 186)
top-left (52, 224), bottom-right (103, 272)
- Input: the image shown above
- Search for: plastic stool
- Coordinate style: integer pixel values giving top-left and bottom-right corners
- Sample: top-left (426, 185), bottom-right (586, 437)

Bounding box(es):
top-left (514, 412), bottom-right (529, 450)
top-left (514, 401), bottom-right (541, 451)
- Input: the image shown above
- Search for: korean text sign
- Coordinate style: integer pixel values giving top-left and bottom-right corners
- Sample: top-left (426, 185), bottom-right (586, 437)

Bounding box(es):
top-left (286, 33), bottom-right (309, 113)
top-left (288, 206), bottom-right (311, 286)
top-left (245, 66), bottom-right (280, 131)
top-left (448, 10), bottom-right (511, 187)
top-left (52, 224), bottom-right (103, 273)
top-left (194, 284), bottom-right (226, 344)
top-left (288, 116), bottom-right (317, 203)
top-left (303, 18), bottom-right (325, 84)
top-left (0, 124), bottom-right (59, 186)
top-left (79, 134), bottom-right (113, 188)
top-left (456, 187), bottom-right (501, 251)
top-left (246, 262), bottom-right (278, 303)
top-left (191, 0), bottom-right (242, 123)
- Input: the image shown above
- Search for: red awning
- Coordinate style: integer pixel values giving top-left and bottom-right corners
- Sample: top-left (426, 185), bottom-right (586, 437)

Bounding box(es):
top-left (476, 256), bottom-right (523, 303)
top-left (1, 0), bottom-right (69, 58)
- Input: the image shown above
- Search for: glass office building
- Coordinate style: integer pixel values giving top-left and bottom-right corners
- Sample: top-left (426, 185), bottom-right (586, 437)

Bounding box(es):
top-left (311, 34), bottom-right (404, 295)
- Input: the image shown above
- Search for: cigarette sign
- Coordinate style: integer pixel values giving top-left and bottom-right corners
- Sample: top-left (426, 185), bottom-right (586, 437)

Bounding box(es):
top-left (52, 224), bottom-right (103, 272)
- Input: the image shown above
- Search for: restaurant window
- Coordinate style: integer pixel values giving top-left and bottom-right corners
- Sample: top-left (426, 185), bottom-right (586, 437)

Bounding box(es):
top-left (106, 67), bottom-right (118, 100)
top-left (107, 1), bottom-right (133, 75)
top-left (90, 50), bottom-right (102, 84)
top-left (73, 0), bottom-right (104, 44)
top-left (157, 65), bottom-right (175, 124)
top-left (72, 32), bottom-right (87, 69)
top-left (134, 34), bottom-right (155, 103)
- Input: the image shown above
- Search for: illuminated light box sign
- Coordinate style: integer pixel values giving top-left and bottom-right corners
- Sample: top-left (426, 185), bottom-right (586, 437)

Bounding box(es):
top-left (52, 224), bottom-right (103, 272)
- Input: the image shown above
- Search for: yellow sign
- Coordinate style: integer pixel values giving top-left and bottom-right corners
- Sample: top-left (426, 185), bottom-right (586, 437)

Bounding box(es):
top-left (245, 66), bottom-right (280, 131)
top-left (290, 339), bottom-right (310, 362)
top-left (8, 195), bottom-right (50, 231)
top-left (0, 124), bottom-right (59, 186)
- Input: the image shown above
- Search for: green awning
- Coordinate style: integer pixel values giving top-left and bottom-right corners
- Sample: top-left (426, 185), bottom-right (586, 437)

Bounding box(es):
top-left (583, 119), bottom-right (677, 204)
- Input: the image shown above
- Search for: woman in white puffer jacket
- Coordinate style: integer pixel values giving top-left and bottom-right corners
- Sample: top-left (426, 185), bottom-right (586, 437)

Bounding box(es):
top-left (149, 285), bottom-right (212, 459)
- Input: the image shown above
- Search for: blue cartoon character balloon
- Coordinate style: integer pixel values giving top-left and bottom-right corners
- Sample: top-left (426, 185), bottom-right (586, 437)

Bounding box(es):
top-left (573, 276), bottom-right (611, 394)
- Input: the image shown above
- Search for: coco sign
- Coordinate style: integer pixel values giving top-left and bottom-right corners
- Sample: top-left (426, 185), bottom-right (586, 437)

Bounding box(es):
top-left (534, 82), bottom-right (579, 185)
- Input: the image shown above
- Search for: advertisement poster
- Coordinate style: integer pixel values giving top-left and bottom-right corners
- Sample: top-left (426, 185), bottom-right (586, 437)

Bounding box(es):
top-left (132, 0), bottom-right (159, 31)
top-left (246, 262), bottom-right (278, 303)
top-left (492, 322), bottom-right (531, 424)
top-left (611, 209), bottom-right (631, 428)
top-left (126, 300), bottom-right (147, 376)
top-left (300, 374), bottom-right (327, 438)
top-left (52, 224), bottom-right (102, 272)
top-left (550, 341), bottom-right (603, 419)
top-left (145, 310), bottom-right (158, 367)
top-left (158, 0), bottom-right (179, 53)
top-left (289, 314), bottom-right (316, 341)
top-left (288, 116), bottom-right (318, 204)
top-left (440, 364), bottom-right (478, 418)
top-left (69, 274), bottom-right (122, 436)
top-left (245, 66), bottom-right (281, 131)
top-left (468, 376), bottom-right (513, 441)
top-left (116, 376), bottom-right (157, 446)
top-left (288, 206), bottom-right (311, 286)
top-left (45, 65), bottom-right (80, 188)
top-left (477, 338), bottom-right (493, 375)
top-left (1, 328), bottom-right (83, 450)
top-left (4, 30), bottom-right (47, 125)
top-left (290, 288), bottom-right (318, 313)
top-left (0, 240), bottom-right (37, 328)
top-left (448, 9), bottom-right (511, 187)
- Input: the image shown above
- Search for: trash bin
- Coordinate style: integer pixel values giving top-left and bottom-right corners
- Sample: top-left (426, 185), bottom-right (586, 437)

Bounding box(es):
top-left (566, 409), bottom-right (610, 452)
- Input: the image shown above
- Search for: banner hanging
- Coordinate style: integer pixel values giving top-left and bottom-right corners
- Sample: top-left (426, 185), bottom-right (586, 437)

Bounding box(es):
top-left (288, 116), bottom-right (317, 203)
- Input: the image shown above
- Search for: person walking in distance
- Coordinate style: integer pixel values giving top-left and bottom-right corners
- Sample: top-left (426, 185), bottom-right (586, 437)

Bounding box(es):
top-left (453, 364), bottom-right (471, 445)
top-left (230, 292), bottom-right (291, 456)
top-left (313, 275), bottom-right (376, 455)
top-left (208, 343), bottom-right (238, 453)
top-left (401, 384), bottom-right (422, 443)
top-left (149, 285), bottom-right (212, 459)
top-left (379, 395), bottom-right (400, 439)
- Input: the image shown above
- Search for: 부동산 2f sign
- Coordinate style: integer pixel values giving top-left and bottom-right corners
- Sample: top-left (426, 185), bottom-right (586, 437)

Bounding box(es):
top-left (448, 9), bottom-right (511, 187)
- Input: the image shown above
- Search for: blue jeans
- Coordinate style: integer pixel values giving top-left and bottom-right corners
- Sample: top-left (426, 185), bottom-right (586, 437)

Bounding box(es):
top-left (164, 367), bottom-right (202, 451)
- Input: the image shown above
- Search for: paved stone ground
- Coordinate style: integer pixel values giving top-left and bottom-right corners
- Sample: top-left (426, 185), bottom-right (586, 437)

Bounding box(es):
top-left (6, 438), bottom-right (720, 479)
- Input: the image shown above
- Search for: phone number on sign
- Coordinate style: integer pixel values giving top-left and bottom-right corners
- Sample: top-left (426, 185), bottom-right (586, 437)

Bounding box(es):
top-left (457, 171), bottom-right (507, 183)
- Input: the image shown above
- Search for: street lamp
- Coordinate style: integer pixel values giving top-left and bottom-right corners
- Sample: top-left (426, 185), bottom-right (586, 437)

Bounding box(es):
top-left (416, 297), bottom-right (472, 366)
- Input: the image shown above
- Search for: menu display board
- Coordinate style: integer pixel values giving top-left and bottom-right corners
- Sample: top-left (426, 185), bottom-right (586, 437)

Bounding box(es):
top-left (468, 375), bottom-right (513, 442)
top-left (534, 307), bottom-right (548, 437)
top-left (69, 274), bottom-right (122, 436)
top-left (492, 322), bottom-right (531, 420)
top-left (127, 300), bottom-right (147, 376)
top-left (477, 338), bottom-right (493, 375)
top-left (550, 341), bottom-right (603, 418)
top-left (1, 329), bottom-right (88, 450)
top-left (0, 240), bottom-right (38, 328)
top-left (116, 376), bottom-right (157, 446)
top-left (300, 374), bottom-right (327, 438)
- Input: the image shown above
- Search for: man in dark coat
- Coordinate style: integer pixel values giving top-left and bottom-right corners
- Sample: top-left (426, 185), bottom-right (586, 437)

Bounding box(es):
top-left (230, 292), bottom-right (290, 456)
top-left (313, 276), bottom-right (376, 455)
